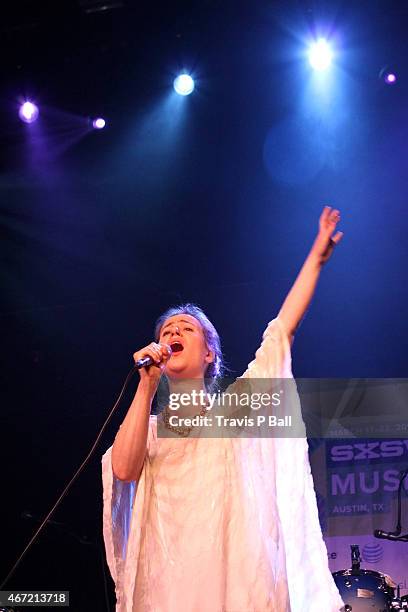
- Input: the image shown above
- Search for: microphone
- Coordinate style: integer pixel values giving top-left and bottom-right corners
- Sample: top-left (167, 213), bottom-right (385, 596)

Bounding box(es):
top-left (374, 529), bottom-right (408, 541)
top-left (134, 345), bottom-right (172, 369)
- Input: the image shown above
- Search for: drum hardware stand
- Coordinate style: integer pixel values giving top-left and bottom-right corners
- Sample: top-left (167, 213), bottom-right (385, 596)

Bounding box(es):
top-left (350, 544), bottom-right (361, 575)
top-left (374, 467), bottom-right (408, 543)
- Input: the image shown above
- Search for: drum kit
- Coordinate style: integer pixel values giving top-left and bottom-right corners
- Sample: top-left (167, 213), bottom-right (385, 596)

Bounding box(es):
top-left (333, 545), bottom-right (408, 611)
top-left (334, 468), bottom-right (408, 611)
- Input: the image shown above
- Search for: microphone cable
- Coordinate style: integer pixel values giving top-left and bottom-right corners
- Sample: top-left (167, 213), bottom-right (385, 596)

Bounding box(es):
top-left (0, 364), bottom-right (138, 590)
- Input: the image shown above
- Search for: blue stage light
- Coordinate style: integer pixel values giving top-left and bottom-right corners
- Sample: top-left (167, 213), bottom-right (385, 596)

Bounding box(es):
top-left (308, 39), bottom-right (333, 71)
top-left (173, 74), bottom-right (195, 96)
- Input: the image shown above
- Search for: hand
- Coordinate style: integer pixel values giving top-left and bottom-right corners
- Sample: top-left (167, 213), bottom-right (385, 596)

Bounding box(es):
top-left (312, 206), bottom-right (343, 264)
top-left (133, 342), bottom-right (172, 390)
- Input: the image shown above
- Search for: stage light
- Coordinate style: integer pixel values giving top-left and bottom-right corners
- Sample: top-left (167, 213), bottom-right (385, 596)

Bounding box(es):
top-left (78, 0), bottom-right (123, 13)
top-left (19, 101), bottom-right (39, 124)
top-left (380, 67), bottom-right (397, 85)
top-left (92, 117), bottom-right (106, 129)
top-left (173, 74), bottom-right (195, 96)
top-left (308, 39), bottom-right (333, 71)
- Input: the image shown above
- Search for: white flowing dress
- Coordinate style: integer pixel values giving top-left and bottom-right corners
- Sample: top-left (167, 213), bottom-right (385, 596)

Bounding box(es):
top-left (102, 317), bottom-right (344, 611)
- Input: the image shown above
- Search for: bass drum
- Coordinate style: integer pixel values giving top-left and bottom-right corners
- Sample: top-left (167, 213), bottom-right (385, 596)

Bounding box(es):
top-left (332, 568), bottom-right (395, 611)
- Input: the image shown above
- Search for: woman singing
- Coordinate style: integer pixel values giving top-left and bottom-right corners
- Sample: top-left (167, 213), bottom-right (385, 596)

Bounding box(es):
top-left (102, 206), bottom-right (344, 611)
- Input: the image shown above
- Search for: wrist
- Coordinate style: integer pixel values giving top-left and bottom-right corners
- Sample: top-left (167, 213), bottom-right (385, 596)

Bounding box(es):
top-left (307, 242), bottom-right (325, 268)
top-left (137, 377), bottom-right (158, 400)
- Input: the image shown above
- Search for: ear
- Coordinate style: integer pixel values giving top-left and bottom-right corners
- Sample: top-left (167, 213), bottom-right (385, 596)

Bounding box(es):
top-left (205, 349), bottom-right (215, 364)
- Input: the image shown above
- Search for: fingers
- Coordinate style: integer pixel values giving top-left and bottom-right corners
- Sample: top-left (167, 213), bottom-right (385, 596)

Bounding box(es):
top-left (320, 206), bottom-right (341, 229)
top-left (133, 343), bottom-right (163, 366)
top-left (329, 208), bottom-right (340, 224)
top-left (133, 342), bottom-right (173, 367)
top-left (320, 205), bottom-right (331, 224)
top-left (331, 230), bottom-right (343, 245)
top-left (158, 343), bottom-right (172, 364)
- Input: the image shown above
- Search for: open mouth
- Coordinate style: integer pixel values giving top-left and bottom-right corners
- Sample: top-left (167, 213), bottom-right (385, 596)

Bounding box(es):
top-left (170, 341), bottom-right (184, 354)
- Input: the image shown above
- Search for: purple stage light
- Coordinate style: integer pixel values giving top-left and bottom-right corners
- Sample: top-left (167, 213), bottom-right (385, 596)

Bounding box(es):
top-left (380, 66), bottom-right (397, 85)
top-left (19, 101), bottom-right (39, 124)
top-left (92, 117), bottom-right (106, 129)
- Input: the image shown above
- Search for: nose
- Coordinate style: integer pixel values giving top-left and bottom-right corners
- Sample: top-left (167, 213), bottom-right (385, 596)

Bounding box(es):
top-left (170, 325), bottom-right (181, 337)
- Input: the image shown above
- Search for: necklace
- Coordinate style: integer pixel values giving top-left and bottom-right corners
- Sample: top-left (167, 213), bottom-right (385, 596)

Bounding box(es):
top-left (160, 403), bottom-right (209, 437)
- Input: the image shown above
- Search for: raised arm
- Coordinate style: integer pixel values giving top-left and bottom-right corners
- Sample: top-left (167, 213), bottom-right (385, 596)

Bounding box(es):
top-left (278, 206), bottom-right (343, 342)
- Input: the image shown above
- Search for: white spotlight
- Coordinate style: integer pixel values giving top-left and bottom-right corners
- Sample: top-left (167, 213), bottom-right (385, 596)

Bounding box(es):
top-left (19, 101), bottom-right (39, 124)
top-left (308, 38), bottom-right (333, 71)
top-left (92, 117), bottom-right (106, 129)
top-left (173, 74), bottom-right (195, 96)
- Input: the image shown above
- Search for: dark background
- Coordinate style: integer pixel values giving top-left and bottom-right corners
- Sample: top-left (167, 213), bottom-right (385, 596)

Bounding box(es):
top-left (1, 0), bottom-right (407, 609)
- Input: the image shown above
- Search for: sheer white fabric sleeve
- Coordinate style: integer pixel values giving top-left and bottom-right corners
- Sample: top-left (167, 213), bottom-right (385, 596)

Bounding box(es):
top-left (219, 317), bottom-right (292, 423)
top-left (101, 417), bottom-right (156, 611)
top-left (236, 316), bottom-right (344, 612)
top-left (240, 316), bottom-right (293, 379)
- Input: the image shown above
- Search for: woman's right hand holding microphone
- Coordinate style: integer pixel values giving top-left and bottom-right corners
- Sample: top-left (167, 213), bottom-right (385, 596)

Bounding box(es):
top-left (133, 342), bottom-right (171, 393)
